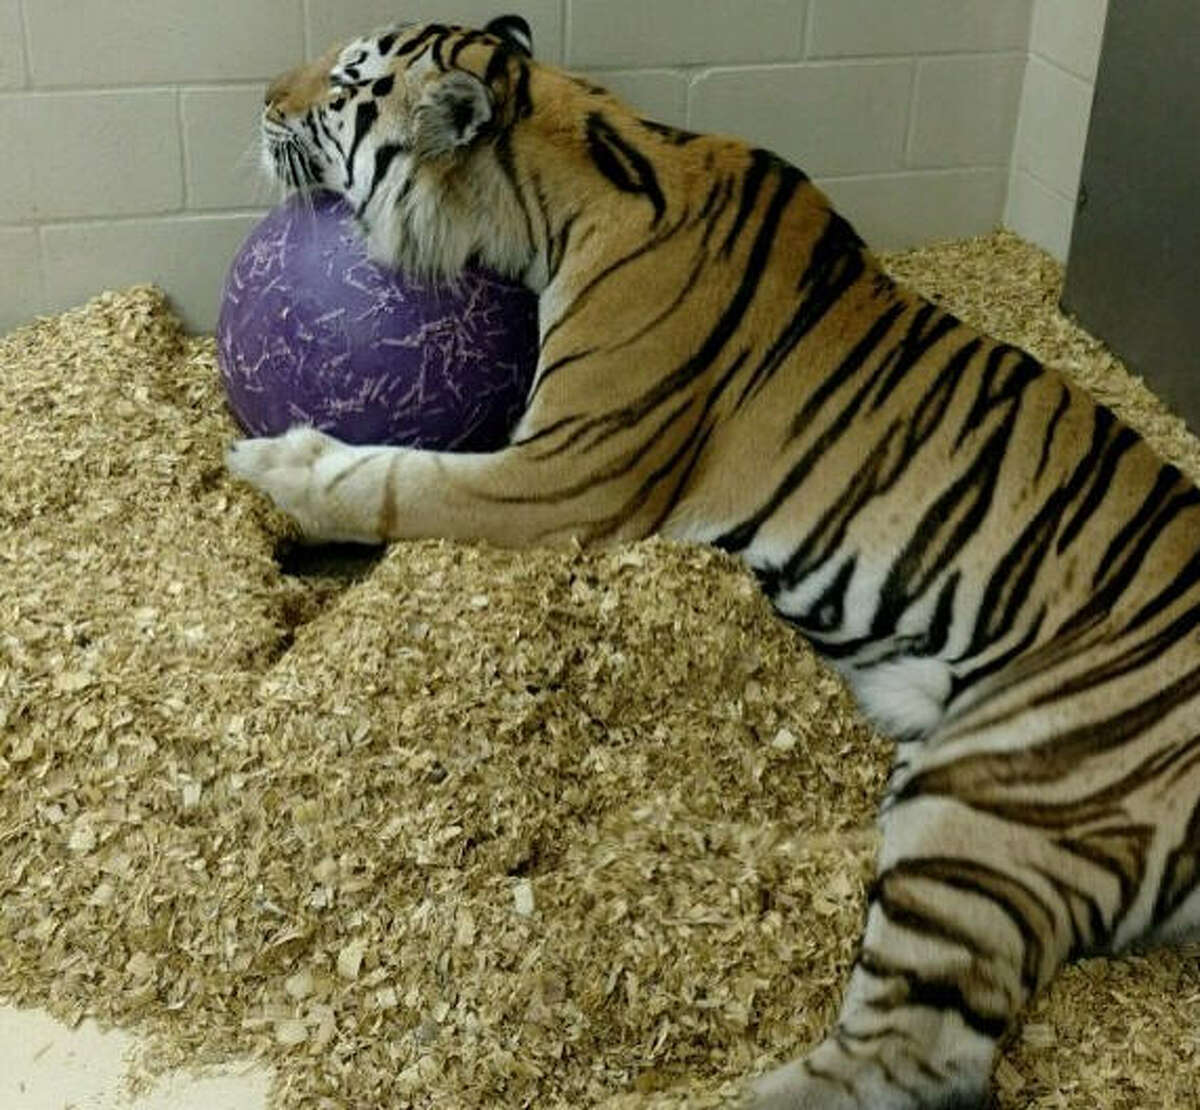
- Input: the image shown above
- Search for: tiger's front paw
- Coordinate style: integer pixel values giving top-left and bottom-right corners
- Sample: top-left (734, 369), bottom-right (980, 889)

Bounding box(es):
top-left (746, 1058), bottom-right (865, 1110)
top-left (745, 1040), bottom-right (987, 1110)
top-left (226, 425), bottom-right (385, 545)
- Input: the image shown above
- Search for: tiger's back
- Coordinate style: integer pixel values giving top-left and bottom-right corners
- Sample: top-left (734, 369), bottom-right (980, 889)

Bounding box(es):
top-left (229, 17), bottom-right (1200, 1108)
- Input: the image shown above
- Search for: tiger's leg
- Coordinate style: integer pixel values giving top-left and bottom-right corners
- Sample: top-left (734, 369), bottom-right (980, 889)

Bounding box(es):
top-left (750, 792), bottom-right (1078, 1110)
top-left (1144, 803), bottom-right (1200, 947)
top-left (226, 424), bottom-right (634, 546)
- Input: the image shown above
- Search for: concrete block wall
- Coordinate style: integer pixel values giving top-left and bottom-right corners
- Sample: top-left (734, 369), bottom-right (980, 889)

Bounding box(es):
top-left (1, 0), bottom-right (1093, 335)
top-left (1005, 0), bottom-right (1108, 259)
top-left (585, 0), bottom-right (1029, 257)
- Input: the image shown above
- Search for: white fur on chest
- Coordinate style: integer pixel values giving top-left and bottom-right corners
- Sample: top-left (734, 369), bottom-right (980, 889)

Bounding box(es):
top-left (841, 656), bottom-right (953, 738)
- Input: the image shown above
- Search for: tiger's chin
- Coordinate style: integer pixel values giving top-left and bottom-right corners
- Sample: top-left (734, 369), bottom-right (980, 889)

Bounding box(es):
top-left (359, 164), bottom-right (538, 288)
top-left (362, 189), bottom-right (482, 282)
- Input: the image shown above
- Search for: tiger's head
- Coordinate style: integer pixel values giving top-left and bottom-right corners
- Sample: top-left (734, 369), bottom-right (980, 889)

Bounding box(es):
top-left (262, 15), bottom-right (538, 281)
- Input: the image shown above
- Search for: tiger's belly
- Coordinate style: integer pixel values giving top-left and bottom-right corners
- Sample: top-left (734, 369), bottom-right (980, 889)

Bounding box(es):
top-left (740, 530), bottom-right (975, 741)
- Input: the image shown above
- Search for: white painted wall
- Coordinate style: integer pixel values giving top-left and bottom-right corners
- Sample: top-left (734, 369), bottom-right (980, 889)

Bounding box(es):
top-left (0, 1), bottom-right (1106, 334)
top-left (1005, 0), bottom-right (1109, 259)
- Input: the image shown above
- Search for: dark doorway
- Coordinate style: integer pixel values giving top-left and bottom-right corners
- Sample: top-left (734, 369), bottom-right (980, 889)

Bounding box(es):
top-left (1062, 0), bottom-right (1200, 432)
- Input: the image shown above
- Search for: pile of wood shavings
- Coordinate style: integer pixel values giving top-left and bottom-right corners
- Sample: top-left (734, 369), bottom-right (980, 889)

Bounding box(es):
top-left (1, 232), bottom-right (1197, 1110)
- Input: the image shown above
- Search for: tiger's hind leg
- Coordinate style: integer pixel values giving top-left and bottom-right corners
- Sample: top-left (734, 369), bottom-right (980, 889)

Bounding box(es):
top-left (1152, 895), bottom-right (1200, 945)
top-left (1143, 809), bottom-right (1200, 947)
top-left (749, 789), bottom-right (1082, 1110)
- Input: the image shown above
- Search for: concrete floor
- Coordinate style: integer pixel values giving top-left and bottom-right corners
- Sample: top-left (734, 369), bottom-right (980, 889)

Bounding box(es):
top-left (0, 1005), bottom-right (272, 1110)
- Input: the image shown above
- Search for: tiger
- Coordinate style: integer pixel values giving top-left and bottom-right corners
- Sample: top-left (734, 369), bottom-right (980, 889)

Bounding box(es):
top-left (226, 14), bottom-right (1200, 1109)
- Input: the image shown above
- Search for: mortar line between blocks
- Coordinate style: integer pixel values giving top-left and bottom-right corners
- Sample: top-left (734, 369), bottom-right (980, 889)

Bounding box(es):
top-left (176, 89), bottom-right (192, 210)
top-left (15, 0), bottom-right (32, 89)
top-left (902, 56), bottom-right (920, 169)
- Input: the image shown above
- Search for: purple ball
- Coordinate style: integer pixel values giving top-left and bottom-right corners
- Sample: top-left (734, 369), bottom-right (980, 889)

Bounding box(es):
top-left (217, 191), bottom-right (538, 450)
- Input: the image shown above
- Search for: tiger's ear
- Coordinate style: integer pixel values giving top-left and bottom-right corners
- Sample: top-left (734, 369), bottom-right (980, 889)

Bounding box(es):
top-left (415, 70), bottom-right (494, 157)
top-left (484, 14), bottom-right (533, 58)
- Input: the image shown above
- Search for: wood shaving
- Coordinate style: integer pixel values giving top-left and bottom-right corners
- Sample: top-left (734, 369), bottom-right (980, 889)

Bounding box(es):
top-left (1, 232), bottom-right (1197, 1108)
